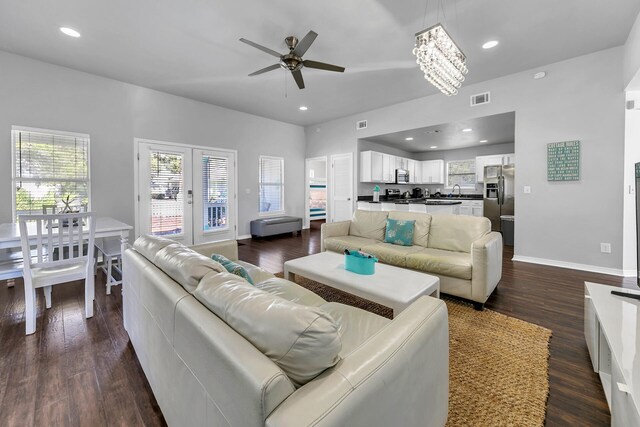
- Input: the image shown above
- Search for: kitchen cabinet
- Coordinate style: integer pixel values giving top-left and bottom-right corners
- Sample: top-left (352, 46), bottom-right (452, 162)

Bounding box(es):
top-left (361, 151), bottom-right (403, 183)
top-left (421, 160), bottom-right (445, 184)
top-left (409, 203), bottom-right (427, 213)
top-left (426, 204), bottom-right (460, 215)
top-left (407, 159), bottom-right (419, 183)
top-left (381, 202), bottom-right (397, 212)
top-left (382, 154), bottom-right (393, 182)
top-left (476, 154), bottom-right (515, 183)
top-left (458, 200), bottom-right (484, 217)
top-left (360, 151), bottom-right (384, 182)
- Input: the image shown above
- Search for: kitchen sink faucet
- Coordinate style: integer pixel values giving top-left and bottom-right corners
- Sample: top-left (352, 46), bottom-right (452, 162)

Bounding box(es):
top-left (453, 184), bottom-right (461, 196)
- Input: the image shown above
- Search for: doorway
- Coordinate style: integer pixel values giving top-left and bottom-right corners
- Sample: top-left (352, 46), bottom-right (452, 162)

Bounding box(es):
top-left (330, 152), bottom-right (354, 222)
top-left (304, 156), bottom-right (328, 229)
top-left (135, 139), bottom-right (237, 245)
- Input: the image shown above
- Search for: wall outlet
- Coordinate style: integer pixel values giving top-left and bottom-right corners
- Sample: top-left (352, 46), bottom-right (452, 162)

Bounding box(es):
top-left (600, 243), bottom-right (611, 254)
top-left (523, 186), bottom-right (531, 194)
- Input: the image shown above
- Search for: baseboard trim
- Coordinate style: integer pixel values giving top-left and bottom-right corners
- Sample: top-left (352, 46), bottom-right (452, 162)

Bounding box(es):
top-left (237, 234), bottom-right (251, 240)
top-left (512, 255), bottom-right (629, 277)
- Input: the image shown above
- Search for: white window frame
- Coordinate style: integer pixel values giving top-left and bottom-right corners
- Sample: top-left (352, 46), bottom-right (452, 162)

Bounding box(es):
top-left (258, 155), bottom-right (285, 217)
top-left (445, 158), bottom-right (476, 190)
top-left (11, 125), bottom-right (92, 222)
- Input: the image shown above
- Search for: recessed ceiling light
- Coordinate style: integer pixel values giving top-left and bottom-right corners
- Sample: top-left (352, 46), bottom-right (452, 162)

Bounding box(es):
top-left (479, 139), bottom-right (488, 143)
top-left (60, 27), bottom-right (81, 38)
top-left (299, 106), bottom-right (308, 111)
top-left (482, 40), bottom-right (499, 49)
top-left (430, 146), bottom-right (438, 149)
top-left (405, 137), bottom-right (414, 141)
top-left (462, 128), bottom-right (473, 132)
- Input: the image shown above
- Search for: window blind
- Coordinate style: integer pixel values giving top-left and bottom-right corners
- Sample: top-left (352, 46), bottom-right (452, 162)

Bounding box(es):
top-left (203, 155), bottom-right (228, 230)
top-left (12, 129), bottom-right (90, 218)
top-left (150, 151), bottom-right (183, 236)
top-left (447, 159), bottom-right (476, 188)
top-left (259, 156), bottom-right (284, 213)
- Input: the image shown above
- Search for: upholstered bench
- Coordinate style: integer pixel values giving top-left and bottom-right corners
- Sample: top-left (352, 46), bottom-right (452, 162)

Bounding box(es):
top-left (250, 216), bottom-right (302, 238)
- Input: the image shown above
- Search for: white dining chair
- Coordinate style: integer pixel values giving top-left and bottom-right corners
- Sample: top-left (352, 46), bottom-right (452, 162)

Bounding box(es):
top-left (19, 212), bottom-right (96, 335)
top-left (95, 237), bottom-right (122, 295)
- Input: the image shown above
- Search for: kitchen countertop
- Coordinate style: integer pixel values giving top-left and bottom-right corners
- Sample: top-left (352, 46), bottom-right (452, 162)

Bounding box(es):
top-left (359, 195), bottom-right (482, 203)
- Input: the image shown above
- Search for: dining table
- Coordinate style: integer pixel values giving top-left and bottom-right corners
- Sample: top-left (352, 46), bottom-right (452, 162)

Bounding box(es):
top-left (0, 216), bottom-right (133, 281)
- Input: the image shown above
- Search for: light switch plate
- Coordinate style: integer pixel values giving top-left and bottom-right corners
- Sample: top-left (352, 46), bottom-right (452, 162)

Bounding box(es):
top-left (524, 186), bottom-right (531, 194)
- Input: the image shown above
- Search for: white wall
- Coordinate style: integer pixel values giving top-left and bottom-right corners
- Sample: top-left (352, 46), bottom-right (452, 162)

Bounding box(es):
top-left (306, 47), bottom-right (626, 273)
top-left (625, 12), bottom-right (640, 90)
top-left (0, 50), bottom-right (306, 237)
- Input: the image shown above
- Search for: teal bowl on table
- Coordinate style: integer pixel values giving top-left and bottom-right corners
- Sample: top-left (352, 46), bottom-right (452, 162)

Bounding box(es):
top-left (344, 253), bottom-right (378, 275)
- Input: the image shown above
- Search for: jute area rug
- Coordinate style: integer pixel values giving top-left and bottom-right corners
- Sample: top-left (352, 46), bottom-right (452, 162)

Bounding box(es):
top-left (278, 273), bottom-right (552, 427)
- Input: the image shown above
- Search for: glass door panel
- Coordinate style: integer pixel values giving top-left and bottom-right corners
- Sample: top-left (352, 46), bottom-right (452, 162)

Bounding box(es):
top-left (138, 143), bottom-right (193, 245)
top-left (193, 149), bottom-right (236, 243)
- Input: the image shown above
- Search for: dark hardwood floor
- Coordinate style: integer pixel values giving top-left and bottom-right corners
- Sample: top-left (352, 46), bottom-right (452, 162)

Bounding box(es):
top-left (0, 220), bottom-right (634, 426)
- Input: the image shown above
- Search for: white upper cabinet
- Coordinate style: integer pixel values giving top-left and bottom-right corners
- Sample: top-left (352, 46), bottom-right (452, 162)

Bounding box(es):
top-left (382, 153), bottom-right (393, 183)
top-left (503, 153), bottom-right (516, 165)
top-left (475, 154), bottom-right (515, 183)
top-left (361, 151), bottom-right (384, 182)
top-left (361, 151), bottom-right (400, 183)
top-left (407, 159), bottom-right (417, 183)
top-left (420, 160), bottom-right (445, 184)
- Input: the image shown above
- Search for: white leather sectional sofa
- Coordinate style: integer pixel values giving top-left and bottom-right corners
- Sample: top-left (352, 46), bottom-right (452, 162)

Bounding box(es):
top-left (123, 235), bottom-right (449, 427)
top-left (321, 210), bottom-right (503, 309)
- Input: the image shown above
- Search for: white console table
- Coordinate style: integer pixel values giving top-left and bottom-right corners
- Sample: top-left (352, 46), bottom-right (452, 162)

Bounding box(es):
top-left (584, 282), bottom-right (640, 426)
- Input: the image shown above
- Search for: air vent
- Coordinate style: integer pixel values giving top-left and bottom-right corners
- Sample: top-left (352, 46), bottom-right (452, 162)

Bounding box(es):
top-left (470, 92), bottom-right (490, 106)
top-left (356, 120), bottom-right (367, 130)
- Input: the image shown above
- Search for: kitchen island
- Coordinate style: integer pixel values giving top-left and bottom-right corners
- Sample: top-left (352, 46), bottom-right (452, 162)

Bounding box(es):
top-left (356, 200), bottom-right (462, 215)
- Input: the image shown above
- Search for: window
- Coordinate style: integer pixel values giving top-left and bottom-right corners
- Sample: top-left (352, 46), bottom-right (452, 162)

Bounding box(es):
top-left (12, 127), bottom-right (90, 220)
top-left (259, 156), bottom-right (284, 215)
top-left (447, 159), bottom-right (476, 189)
top-left (202, 155), bottom-right (228, 230)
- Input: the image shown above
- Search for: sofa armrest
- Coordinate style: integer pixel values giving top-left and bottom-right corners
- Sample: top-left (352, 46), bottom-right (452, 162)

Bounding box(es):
top-left (189, 240), bottom-right (239, 261)
top-left (470, 232), bottom-right (503, 304)
top-left (266, 297), bottom-right (449, 427)
top-left (320, 221), bottom-right (352, 252)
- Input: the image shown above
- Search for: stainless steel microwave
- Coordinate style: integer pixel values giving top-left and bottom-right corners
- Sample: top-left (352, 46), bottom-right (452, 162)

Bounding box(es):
top-left (396, 169), bottom-right (409, 184)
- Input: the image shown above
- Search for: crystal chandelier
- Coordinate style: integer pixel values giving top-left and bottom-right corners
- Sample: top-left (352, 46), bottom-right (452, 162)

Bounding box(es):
top-left (413, 24), bottom-right (468, 96)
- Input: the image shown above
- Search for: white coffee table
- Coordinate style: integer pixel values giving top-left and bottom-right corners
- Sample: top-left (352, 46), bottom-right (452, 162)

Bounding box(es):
top-left (284, 251), bottom-right (440, 317)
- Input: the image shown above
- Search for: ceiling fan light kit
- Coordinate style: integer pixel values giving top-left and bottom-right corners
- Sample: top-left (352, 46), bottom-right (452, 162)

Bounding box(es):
top-left (240, 31), bottom-right (345, 90)
top-left (413, 23), bottom-right (468, 96)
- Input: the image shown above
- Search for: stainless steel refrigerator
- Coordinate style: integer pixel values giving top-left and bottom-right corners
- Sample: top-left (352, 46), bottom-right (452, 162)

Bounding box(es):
top-left (483, 164), bottom-right (515, 232)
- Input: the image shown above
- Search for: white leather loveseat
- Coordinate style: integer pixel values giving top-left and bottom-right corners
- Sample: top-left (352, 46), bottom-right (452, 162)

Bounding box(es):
top-left (321, 210), bottom-right (503, 310)
top-left (123, 235), bottom-right (449, 427)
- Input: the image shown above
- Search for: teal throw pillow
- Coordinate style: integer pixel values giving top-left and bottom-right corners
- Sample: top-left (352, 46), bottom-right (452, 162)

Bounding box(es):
top-left (384, 218), bottom-right (415, 246)
top-left (211, 253), bottom-right (254, 285)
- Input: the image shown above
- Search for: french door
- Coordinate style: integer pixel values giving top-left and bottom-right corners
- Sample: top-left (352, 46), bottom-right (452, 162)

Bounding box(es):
top-left (137, 141), bottom-right (236, 245)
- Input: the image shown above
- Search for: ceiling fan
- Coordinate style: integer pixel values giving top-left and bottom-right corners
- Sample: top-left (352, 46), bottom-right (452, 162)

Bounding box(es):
top-left (239, 31), bottom-right (345, 89)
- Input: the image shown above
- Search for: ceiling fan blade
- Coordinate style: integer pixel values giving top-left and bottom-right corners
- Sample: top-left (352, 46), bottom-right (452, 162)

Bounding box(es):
top-left (292, 30), bottom-right (318, 57)
top-left (303, 60), bottom-right (345, 73)
top-left (291, 70), bottom-right (305, 89)
top-left (239, 38), bottom-right (282, 58)
top-left (248, 64), bottom-right (281, 76)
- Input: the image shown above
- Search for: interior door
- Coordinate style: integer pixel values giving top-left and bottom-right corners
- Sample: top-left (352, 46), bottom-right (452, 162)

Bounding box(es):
top-left (138, 142), bottom-right (193, 245)
top-left (192, 149), bottom-right (236, 243)
top-left (330, 153), bottom-right (353, 222)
